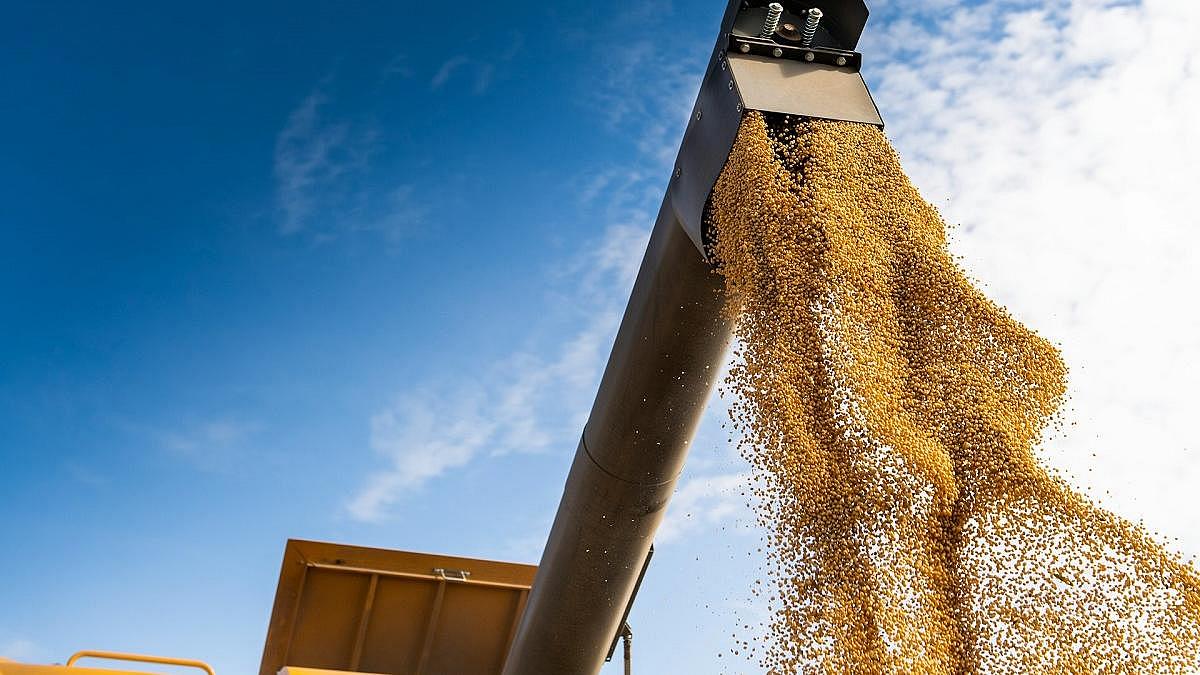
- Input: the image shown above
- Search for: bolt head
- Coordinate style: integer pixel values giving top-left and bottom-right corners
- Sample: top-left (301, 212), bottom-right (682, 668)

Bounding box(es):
top-left (836, 56), bottom-right (847, 66)
top-left (694, 109), bottom-right (703, 121)
top-left (739, 43), bottom-right (751, 53)
top-left (804, 51), bottom-right (816, 62)
top-left (772, 47), bottom-right (783, 58)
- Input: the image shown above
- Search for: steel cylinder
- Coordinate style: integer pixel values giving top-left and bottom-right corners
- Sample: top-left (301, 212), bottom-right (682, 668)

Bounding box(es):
top-left (501, 202), bottom-right (732, 674)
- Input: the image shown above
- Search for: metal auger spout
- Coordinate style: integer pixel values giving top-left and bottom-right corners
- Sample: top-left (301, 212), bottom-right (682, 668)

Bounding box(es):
top-left (502, 2), bottom-right (882, 672)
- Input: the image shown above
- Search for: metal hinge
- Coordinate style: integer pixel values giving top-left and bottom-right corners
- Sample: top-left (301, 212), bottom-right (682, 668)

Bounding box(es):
top-left (432, 567), bottom-right (471, 581)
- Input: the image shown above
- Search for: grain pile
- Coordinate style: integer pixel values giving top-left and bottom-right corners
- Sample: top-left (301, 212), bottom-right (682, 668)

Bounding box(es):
top-left (707, 111), bottom-right (1200, 673)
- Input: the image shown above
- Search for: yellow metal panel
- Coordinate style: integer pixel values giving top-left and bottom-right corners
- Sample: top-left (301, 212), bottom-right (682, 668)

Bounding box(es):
top-left (285, 568), bottom-right (372, 670)
top-left (727, 54), bottom-right (883, 125)
top-left (425, 583), bottom-right (525, 674)
top-left (354, 576), bottom-right (438, 673)
top-left (280, 670), bottom-right (387, 675)
top-left (1, 651), bottom-right (213, 675)
top-left (259, 540), bottom-right (536, 675)
top-left (0, 662), bottom-right (156, 667)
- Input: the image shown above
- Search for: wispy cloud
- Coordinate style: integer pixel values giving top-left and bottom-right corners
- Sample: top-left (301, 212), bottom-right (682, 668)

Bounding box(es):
top-left (593, 40), bottom-right (704, 171)
top-left (428, 33), bottom-right (522, 96)
top-left (347, 222), bottom-right (647, 522)
top-left (156, 417), bottom-right (260, 473)
top-left (348, 392), bottom-right (495, 521)
top-left (658, 472), bottom-right (755, 544)
top-left (62, 460), bottom-right (107, 487)
top-left (565, 35), bottom-right (706, 239)
top-left (430, 54), bottom-right (502, 95)
top-left (346, 24), bottom-right (698, 523)
top-left (380, 54), bottom-right (415, 82)
top-left (473, 64), bottom-right (496, 96)
top-left (431, 56), bottom-right (470, 90)
top-left (273, 89), bottom-right (374, 235)
top-left (273, 87), bottom-right (427, 242)
top-left (0, 637), bottom-right (41, 663)
top-left (352, 184), bottom-right (430, 242)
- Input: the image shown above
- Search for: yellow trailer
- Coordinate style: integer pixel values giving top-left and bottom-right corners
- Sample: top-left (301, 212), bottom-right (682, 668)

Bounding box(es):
top-left (2, 540), bottom-right (535, 675)
top-left (259, 540), bottom-right (535, 675)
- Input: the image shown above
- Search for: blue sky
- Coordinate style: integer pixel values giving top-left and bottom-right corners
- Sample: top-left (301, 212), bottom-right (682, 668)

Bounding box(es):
top-left (3, 0), bottom-right (1199, 673)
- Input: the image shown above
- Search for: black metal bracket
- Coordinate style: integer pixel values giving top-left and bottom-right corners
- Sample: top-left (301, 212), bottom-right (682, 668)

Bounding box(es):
top-left (735, 0), bottom-right (870, 50)
top-left (728, 35), bottom-right (862, 71)
top-left (605, 544), bottom-right (654, 663)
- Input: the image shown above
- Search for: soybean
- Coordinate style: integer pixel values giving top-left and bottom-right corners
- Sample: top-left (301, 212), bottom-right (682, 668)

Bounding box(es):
top-left (708, 112), bottom-right (1200, 674)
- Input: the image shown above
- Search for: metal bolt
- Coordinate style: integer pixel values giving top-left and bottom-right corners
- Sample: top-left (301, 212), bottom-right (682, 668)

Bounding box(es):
top-left (739, 43), bottom-right (751, 53)
top-left (694, 109), bottom-right (703, 121)
top-left (836, 56), bottom-right (847, 66)
top-left (772, 47), bottom-right (784, 58)
top-left (759, 2), bottom-right (784, 38)
top-left (728, 80), bottom-right (734, 90)
top-left (674, 166), bottom-right (681, 178)
top-left (804, 51), bottom-right (815, 62)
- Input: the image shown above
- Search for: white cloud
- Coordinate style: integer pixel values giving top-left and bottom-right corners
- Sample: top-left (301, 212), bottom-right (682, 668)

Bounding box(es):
top-left (62, 460), bottom-right (106, 487)
top-left (273, 88), bottom-right (428, 241)
top-left (430, 55), bottom-right (500, 95)
top-left (0, 638), bottom-right (41, 663)
top-left (431, 56), bottom-right (469, 90)
top-left (346, 222), bottom-right (649, 522)
top-left (593, 40), bottom-right (704, 172)
top-left (862, 0), bottom-right (1200, 557)
top-left (362, 185), bottom-right (429, 242)
top-left (158, 418), bottom-right (259, 473)
top-left (381, 55), bottom-right (414, 81)
top-left (658, 472), bottom-right (755, 544)
top-left (274, 90), bottom-right (368, 234)
top-left (347, 393), bottom-right (495, 521)
top-left (344, 27), bottom-right (705, 524)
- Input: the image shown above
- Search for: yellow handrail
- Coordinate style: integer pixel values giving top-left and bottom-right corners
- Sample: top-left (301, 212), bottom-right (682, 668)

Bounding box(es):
top-left (66, 651), bottom-right (215, 675)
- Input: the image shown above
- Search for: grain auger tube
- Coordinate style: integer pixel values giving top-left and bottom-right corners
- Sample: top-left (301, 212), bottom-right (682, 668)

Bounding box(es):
top-left (501, 2), bottom-right (883, 672)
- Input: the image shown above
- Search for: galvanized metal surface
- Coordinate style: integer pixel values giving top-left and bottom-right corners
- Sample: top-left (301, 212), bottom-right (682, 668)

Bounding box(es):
top-left (260, 540), bottom-right (535, 675)
top-left (501, 202), bottom-right (733, 674)
top-left (728, 55), bottom-right (882, 126)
